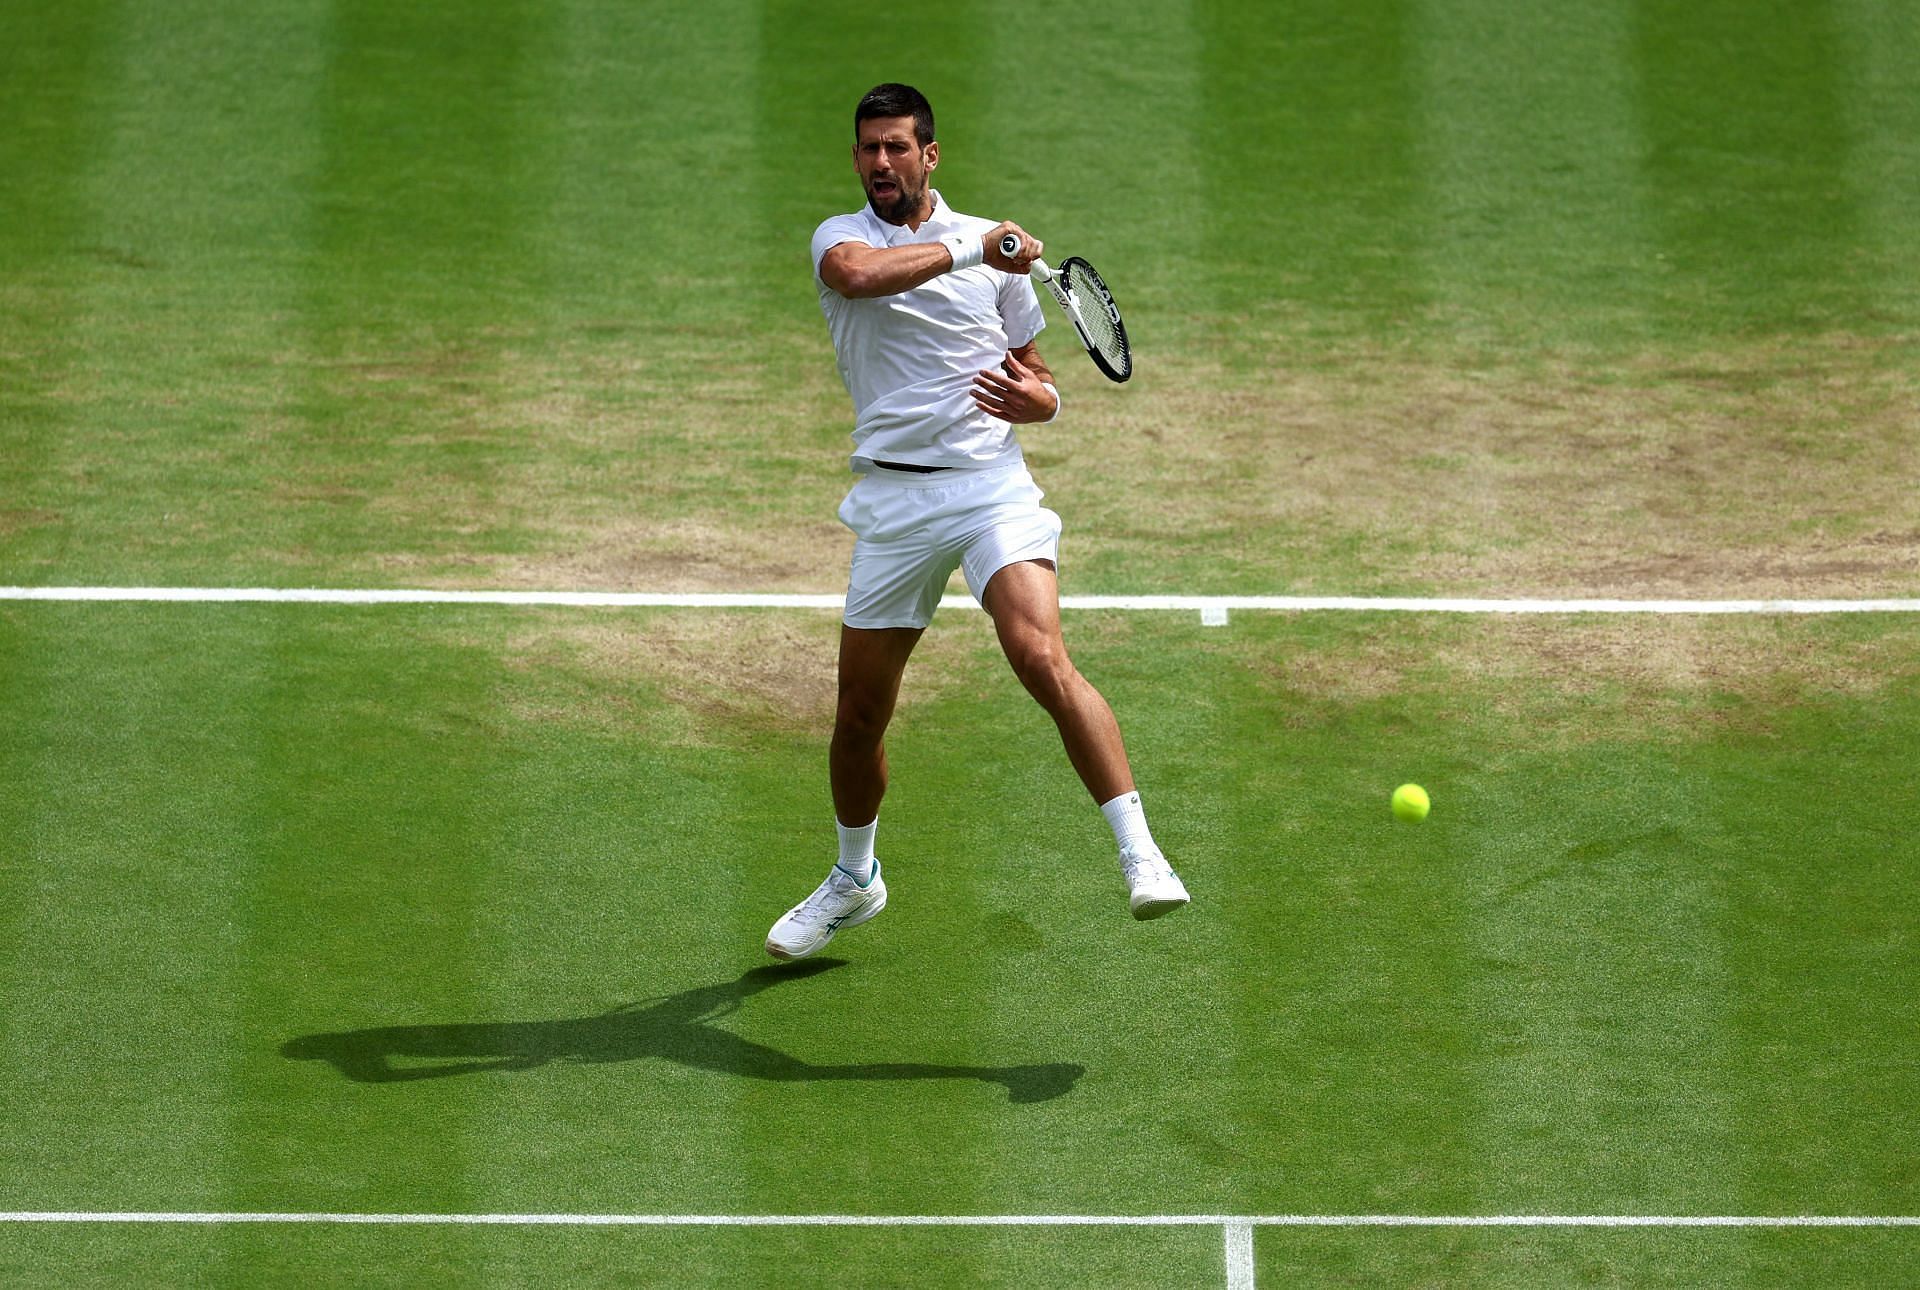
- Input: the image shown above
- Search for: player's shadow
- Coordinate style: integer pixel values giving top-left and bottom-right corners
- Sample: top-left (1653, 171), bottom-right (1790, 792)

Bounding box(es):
top-left (280, 959), bottom-right (1082, 1104)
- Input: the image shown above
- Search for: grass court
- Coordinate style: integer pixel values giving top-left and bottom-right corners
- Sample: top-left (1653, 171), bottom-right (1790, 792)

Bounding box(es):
top-left (3, 0), bottom-right (1919, 1284)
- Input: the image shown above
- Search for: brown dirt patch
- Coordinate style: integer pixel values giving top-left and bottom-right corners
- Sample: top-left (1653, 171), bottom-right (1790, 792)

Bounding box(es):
top-left (1044, 331), bottom-right (1920, 597)
top-left (251, 325), bottom-right (1920, 600)
top-left (0, 508), bottom-right (62, 538)
top-left (382, 518), bottom-right (846, 592)
top-left (498, 598), bottom-right (1011, 744)
top-left (1248, 614), bottom-right (1920, 741)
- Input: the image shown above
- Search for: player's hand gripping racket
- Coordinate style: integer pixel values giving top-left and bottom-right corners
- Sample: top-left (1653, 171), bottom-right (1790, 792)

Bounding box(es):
top-left (1000, 232), bottom-right (1132, 383)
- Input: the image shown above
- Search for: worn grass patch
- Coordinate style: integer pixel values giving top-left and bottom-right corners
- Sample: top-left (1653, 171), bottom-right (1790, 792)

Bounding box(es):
top-left (494, 604), bottom-right (1018, 747)
top-left (6, 305), bottom-right (1915, 599)
top-left (284, 326), bottom-right (1920, 598)
top-left (1046, 331), bottom-right (1920, 596)
top-left (356, 326), bottom-right (1920, 600)
top-left (475, 605), bottom-right (1920, 754)
top-left (1230, 612), bottom-right (1920, 746)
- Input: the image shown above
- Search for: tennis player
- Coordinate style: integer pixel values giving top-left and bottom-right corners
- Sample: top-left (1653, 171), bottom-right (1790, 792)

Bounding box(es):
top-left (765, 83), bottom-right (1188, 960)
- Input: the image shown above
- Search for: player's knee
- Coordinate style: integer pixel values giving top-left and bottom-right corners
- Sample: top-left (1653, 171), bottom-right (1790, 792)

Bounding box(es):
top-left (834, 687), bottom-right (893, 741)
top-left (1011, 643), bottom-right (1077, 710)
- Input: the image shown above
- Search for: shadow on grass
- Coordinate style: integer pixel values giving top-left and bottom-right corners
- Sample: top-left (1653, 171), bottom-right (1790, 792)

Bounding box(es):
top-left (280, 959), bottom-right (1083, 1103)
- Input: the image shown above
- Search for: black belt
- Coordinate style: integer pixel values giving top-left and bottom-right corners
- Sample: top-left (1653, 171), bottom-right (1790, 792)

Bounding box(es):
top-left (872, 461), bottom-right (952, 474)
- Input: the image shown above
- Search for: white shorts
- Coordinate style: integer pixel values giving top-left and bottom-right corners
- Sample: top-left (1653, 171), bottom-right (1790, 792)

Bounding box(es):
top-left (838, 461), bottom-right (1063, 630)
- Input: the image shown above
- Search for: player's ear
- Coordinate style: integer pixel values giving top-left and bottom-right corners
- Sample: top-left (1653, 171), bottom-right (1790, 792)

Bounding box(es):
top-left (925, 140), bottom-right (939, 170)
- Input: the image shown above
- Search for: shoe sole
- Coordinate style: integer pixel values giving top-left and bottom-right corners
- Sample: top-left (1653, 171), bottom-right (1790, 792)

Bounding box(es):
top-left (1130, 892), bottom-right (1189, 921)
top-left (765, 889), bottom-right (887, 960)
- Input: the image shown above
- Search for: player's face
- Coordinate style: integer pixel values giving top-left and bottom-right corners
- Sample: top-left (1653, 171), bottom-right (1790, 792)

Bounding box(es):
top-left (853, 116), bottom-right (937, 225)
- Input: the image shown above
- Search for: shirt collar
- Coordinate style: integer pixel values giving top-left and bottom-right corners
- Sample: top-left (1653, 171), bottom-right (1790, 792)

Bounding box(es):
top-left (873, 189), bottom-right (957, 243)
top-left (920, 189), bottom-right (958, 232)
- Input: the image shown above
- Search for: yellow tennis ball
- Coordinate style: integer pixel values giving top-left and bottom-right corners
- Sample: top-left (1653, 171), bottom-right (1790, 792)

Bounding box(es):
top-left (1392, 783), bottom-right (1430, 822)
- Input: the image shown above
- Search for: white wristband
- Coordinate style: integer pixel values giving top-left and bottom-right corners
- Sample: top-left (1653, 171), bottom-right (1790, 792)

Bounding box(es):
top-left (1042, 382), bottom-right (1060, 423)
top-left (943, 233), bottom-right (983, 272)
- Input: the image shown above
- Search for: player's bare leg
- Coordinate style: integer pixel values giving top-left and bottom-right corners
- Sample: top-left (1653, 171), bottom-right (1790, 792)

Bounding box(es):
top-left (766, 624), bottom-right (921, 959)
top-left (980, 559), bottom-right (1131, 801)
top-left (830, 624), bottom-right (923, 827)
top-left (982, 558), bottom-right (1189, 918)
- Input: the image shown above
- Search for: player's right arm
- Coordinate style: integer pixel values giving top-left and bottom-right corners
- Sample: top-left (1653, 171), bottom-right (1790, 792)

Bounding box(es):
top-left (819, 222), bottom-right (1041, 300)
top-left (819, 240), bottom-right (961, 299)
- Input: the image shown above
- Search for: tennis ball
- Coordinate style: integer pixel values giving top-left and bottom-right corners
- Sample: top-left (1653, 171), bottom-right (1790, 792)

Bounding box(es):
top-left (1391, 783), bottom-right (1430, 822)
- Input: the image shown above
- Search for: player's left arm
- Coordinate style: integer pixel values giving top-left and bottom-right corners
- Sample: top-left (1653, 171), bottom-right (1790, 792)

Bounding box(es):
top-left (971, 342), bottom-right (1059, 424)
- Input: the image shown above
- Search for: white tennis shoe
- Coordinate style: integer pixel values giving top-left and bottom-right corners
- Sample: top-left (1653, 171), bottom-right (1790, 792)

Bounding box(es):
top-left (1120, 848), bottom-right (1189, 920)
top-left (765, 861), bottom-right (888, 960)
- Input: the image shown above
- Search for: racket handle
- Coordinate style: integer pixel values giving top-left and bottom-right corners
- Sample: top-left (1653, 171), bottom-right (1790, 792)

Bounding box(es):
top-left (1000, 231), bottom-right (1054, 280)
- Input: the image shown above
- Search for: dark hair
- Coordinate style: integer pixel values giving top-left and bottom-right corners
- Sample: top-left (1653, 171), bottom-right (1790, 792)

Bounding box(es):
top-left (855, 83), bottom-right (935, 147)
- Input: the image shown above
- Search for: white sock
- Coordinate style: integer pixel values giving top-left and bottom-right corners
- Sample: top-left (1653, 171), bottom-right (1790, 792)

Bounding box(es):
top-left (1099, 790), bottom-right (1158, 857)
top-left (835, 818), bottom-right (877, 885)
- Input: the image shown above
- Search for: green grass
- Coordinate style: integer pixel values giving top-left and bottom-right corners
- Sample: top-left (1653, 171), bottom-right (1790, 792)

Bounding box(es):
top-left (4, 0), bottom-right (1918, 593)
top-left (4, 0), bottom-right (1920, 1282)
top-left (2, 607), bottom-right (1918, 1283)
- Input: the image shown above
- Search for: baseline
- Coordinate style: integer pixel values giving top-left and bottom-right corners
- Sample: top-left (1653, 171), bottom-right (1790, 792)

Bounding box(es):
top-left (2, 1212), bottom-right (1917, 1226)
top-left (4, 586), bottom-right (1920, 616)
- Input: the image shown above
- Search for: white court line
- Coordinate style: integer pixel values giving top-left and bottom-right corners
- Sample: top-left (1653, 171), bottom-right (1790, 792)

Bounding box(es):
top-left (4, 586), bottom-right (1920, 614)
top-left (12, 1212), bottom-right (1911, 1290)
top-left (1224, 1219), bottom-right (1256, 1290)
top-left (2, 1212), bottom-right (1916, 1226)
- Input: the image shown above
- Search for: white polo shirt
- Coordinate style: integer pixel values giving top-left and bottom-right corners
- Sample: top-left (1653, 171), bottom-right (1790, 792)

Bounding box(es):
top-left (811, 190), bottom-right (1046, 472)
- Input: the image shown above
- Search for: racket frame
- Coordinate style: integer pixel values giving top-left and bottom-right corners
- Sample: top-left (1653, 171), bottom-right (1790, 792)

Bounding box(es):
top-left (1001, 233), bottom-right (1131, 383)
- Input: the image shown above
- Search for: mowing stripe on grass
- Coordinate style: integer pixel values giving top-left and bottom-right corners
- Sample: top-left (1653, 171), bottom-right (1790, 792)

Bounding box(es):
top-left (4, 587), bottom-right (1920, 614)
top-left (3, 1212), bottom-right (1916, 1226)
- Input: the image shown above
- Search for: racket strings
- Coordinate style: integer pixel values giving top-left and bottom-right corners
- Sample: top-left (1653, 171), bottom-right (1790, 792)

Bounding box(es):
top-left (1062, 258), bottom-right (1130, 381)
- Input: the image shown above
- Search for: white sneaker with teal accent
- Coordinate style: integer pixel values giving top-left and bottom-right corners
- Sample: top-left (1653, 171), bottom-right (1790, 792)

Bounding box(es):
top-left (765, 860), bottom-right (888, 960)
top-left (1121, 848), bottom-right (1189, 920)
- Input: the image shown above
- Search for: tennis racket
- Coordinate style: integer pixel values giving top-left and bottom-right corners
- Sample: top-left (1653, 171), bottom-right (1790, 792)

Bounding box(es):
top-left (1000, 232), bottom-right (1132, 383)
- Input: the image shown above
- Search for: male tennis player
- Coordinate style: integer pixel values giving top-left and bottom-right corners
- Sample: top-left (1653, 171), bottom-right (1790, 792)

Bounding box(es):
top-left (765, 83), bottom-right (1188, 960)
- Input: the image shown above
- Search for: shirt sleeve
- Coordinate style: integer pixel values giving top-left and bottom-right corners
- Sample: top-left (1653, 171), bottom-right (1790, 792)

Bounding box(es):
top-left (998, 270), bottom-right (1047, 350)
top-left (811, 216), bottom-right (872, 281)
